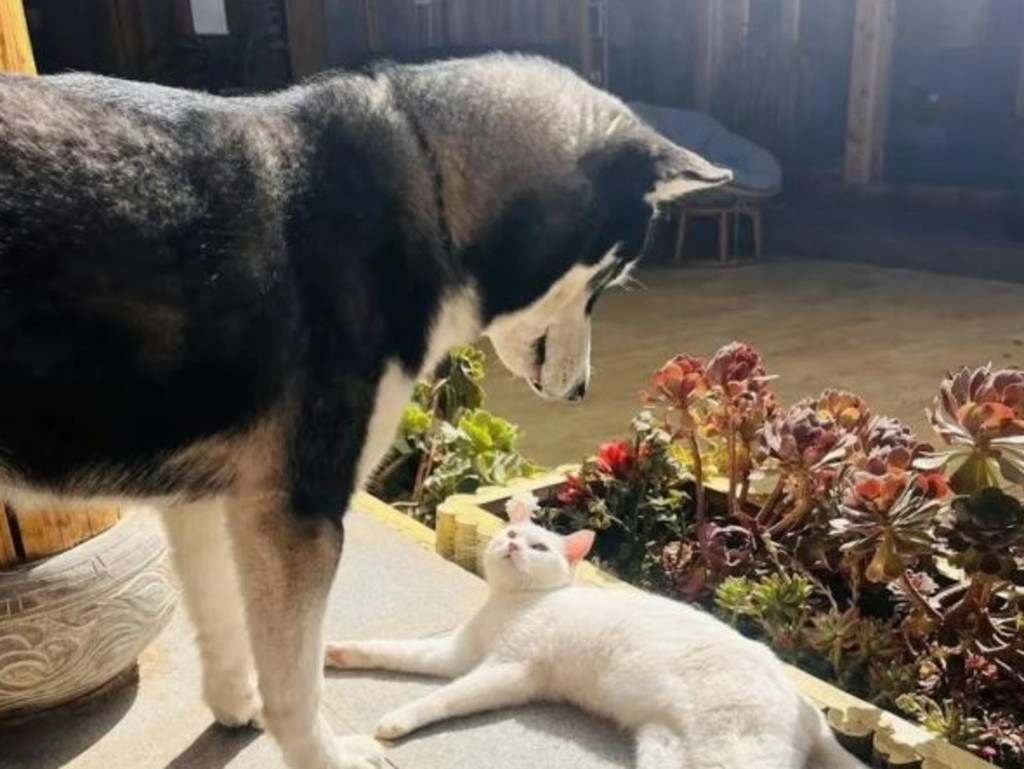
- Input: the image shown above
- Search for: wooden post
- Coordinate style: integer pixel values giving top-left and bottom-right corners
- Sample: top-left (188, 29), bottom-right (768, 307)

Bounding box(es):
top-left (843, 0), bottom-right (896, 186)
top-left (1016, 13), bottom-right (1024, 119)
top-left (695, 0), bottom-right (720, 110)
top-left (695, 0), bottom-right (749, 111)
top-left (780, 0), bottom-right (801, 45)
top-left (364, 0), bottom-right (381, 51)
top-left (284, 0), bottom-right (326, 78)
top-left (0, 0), bottom-right (36, 75)
top-left (577, 0), bottom-right (592, 83)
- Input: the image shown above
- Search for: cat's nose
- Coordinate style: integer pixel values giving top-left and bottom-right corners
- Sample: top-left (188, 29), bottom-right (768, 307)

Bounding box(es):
top-left (507, 541), bottom-right (520, 554)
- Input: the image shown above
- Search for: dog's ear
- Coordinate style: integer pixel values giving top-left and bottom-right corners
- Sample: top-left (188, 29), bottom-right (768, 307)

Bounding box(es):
top-left (582, 138), bottom-right (732, 209)
top-left (644, 142), bottom-right (733, 205)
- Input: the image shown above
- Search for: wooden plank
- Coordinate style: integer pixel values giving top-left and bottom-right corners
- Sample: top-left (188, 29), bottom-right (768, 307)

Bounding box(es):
top-left (695, 0), bottom-right (748, 109)
top-left (0, 0), bottom-right (35, 74)
top-left (0, 506), bottom-right (18, 568)
top-left (364, 0), bottom-right (381, 50)
top-left (843, 0), bottom-right (895, 186)
top-left (14, 506), bottom-right (122, 562)
top-left (284, 0), bottom-right (326, 78)
top-left (694, 0), bottom-right (718, 110)
top-left (1017, 12), bottom-right (1024, 118)
top-left (780, 0), bottom-right (801, 45)
top-left (576, 0), bottom-right (591, 81)
top-left (540, 0), bottom-right (560, 43)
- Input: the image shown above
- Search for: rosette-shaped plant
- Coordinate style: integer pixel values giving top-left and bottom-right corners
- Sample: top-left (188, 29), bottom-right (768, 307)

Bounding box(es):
top-left (644, 354), bottom-right (710, 428)
top-left (857, 414), bottom-right (933, 474)
top-left (759, 400), bottom-right (857, 533)
top-left (765, 401), bottom-right (854, 471)
top-left (922, 365), bottom-right (1024, 490)
top-left (937, 487), bottom-right (1024, 581)
top-left (831, 469), bottom-right (949, 583)
top-left (816, 389), bottom-right (872, 433)
top-left (705, 341), bottom-right (777, 419)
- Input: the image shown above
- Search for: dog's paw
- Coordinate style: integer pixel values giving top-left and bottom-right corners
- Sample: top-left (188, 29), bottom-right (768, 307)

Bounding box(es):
top-left (374, 708), bottom-right (419, 742)
top-left (332, 735), bottom-right (387, 769)
top-left (204, 674), bottom-right (263, 730)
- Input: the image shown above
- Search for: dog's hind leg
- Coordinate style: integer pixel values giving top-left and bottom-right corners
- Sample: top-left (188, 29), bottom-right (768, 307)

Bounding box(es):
top-left (162, 499), bottom-right (262, 728)
top-left (227, 496), bottom-right (385, 769)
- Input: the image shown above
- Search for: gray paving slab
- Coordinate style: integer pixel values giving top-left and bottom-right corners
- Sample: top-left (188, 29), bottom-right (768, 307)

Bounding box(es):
top-left (0, 511), bottom-right (631, 769)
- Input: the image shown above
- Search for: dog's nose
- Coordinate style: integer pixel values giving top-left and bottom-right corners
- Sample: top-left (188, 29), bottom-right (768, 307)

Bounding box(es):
top-left (567, 380), bottom-right (588, 403)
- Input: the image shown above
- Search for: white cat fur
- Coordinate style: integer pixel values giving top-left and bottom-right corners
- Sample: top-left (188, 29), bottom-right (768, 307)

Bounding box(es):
top-left (326, 506), bottom-right (868, 769)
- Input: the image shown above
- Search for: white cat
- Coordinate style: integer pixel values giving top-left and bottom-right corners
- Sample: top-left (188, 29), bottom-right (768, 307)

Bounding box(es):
top-left (325, 501), bottom-right (868, 769)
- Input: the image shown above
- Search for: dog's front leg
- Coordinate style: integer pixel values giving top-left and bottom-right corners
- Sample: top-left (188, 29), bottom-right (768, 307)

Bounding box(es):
top-left (162, 500), bottom-right (261, 728)
top-left (228, 496), bottom-right (384, 769)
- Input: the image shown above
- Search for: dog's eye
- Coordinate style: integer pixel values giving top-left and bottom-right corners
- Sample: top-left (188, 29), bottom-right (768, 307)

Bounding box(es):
top-left (530, 543), bottom-right (549, 552)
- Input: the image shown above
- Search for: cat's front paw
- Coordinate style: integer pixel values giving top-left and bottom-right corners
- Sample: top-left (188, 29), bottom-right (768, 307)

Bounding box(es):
top-left (324, 642), bottom-right (370, 670)
top-left (332, 735), bottom-right (387, 769)
top-left (374, 708), bottom-right (420, 742)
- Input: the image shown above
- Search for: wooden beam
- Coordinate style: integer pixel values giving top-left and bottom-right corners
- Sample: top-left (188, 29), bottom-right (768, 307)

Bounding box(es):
top-left (780, 0), bottom-right (801, 45)
top-left (843, 0), bottom-right (896, 186)
top-left (0, 0), bottom-right (36, 75)
top-left (284, 0), bottom-right (326, 79)
top-left (577, 0), bottom-right (592, 83)
top-left (1017, 12), bottom-right (1024, 118)
top-left (695, 0), bottom-right (748, 110)
top-left (364, 0), bottom-right (381, 51)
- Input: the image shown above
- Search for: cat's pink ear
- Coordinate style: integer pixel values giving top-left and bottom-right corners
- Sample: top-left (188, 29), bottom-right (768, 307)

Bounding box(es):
top-left (563, 530), bottom-right (596, 565)
top-left (505, 492), bottom-right (538, 525)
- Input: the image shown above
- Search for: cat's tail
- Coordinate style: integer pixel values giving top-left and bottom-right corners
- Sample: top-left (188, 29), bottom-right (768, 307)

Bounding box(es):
top-left (806, 704), bottom-right (872, 769)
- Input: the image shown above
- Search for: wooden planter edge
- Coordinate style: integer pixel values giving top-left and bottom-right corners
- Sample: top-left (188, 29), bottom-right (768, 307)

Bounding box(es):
top-left (415, 470), bottom-right (994, 769)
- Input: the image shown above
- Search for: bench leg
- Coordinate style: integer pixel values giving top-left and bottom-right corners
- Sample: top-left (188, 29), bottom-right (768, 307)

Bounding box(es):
top-left (752, 207), bottom-right (764, 260)
top-left (674, 208), bottom-right (688, 264)
top-left (718, 212), bottom-right (730, 264)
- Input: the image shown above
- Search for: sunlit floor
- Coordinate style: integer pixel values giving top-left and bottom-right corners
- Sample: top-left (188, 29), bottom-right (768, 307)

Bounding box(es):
top-left (482, 258), bottom-right (1024, 467)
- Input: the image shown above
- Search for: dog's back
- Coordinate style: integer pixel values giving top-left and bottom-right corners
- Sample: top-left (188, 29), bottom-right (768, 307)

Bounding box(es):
top-left (0, 75), bottom-right (298, 492)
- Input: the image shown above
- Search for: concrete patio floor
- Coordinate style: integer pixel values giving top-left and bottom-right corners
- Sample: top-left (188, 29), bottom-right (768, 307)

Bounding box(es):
top-left (482, 258), bottom-right (1024, 466)
top-left (0, 510), bottom-right (631, 769)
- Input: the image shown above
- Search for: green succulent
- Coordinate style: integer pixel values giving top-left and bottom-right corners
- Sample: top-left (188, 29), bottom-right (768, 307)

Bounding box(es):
top-left (939, 487), bottom-right (1024, 580)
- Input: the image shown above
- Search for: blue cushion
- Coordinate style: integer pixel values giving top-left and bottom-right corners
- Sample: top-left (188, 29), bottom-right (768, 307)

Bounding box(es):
top-left (629, 102), bottom-right (783, 201)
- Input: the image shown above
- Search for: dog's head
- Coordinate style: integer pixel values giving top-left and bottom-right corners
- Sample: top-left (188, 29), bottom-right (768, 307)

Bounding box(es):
top-left (392, 55), bottom-right (732, 401)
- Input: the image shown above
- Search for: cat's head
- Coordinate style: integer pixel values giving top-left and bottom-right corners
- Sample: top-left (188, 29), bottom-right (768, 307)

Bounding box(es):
top-left (482, 499), bottom-right (596, 593)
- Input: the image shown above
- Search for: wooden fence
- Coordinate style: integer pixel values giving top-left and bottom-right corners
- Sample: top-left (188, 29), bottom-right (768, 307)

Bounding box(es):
top-left (286, 0), bottom-right (600, 83)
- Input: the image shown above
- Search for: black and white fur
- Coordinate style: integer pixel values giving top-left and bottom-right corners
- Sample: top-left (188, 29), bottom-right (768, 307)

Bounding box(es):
top-left (0, 54), bottom-right (730, 769)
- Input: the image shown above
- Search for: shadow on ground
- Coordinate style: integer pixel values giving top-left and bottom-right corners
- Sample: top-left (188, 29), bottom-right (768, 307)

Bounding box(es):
top-left (328, 669), bottom-right (633, 767)
top-left (0, 671), bottom-right (140, 769)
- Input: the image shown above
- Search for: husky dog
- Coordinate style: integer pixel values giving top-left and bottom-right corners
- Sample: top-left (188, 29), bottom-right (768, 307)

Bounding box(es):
top-left (0, 54), bottom-right (730, 769)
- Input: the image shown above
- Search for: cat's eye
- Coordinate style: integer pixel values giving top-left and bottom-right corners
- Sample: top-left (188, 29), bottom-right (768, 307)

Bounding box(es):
top-left (530, 543), bottom-right (549, 552)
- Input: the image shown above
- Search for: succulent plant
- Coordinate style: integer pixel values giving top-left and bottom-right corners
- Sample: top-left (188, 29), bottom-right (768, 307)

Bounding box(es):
top-left (938, 487), bottom-right (1024, 580)
top-left (816, 389), bottom-right (872, 433)
top-left (764, 401), bottom-right (855, 471)
top-left (704, 341), bottom-right (777, 418)
top-left (644, 355), bottom-right (710, 423)
top-left (923, 365), bottom-right (1024, 490)
top-left (831, 469), bottom-right (948, 583)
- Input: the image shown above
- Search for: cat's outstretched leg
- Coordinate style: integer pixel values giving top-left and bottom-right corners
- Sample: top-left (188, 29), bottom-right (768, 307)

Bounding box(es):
top-left (325, 634), bottom-right (477, 678)
top-left (636, 725), bottom-right (688, 769)
top-left (374, 662), bottom-right (535, 741)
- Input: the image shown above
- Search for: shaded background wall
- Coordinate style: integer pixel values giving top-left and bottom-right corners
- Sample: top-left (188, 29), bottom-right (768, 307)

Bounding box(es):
top-left (18, 0), bottom-right (1024, 194)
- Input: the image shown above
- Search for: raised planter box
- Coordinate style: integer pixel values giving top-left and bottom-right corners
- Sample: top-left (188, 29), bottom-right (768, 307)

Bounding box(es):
top-left (0, 508), bottom-right (177, 720)
top-left (431, 472), bottom-right (995, 769)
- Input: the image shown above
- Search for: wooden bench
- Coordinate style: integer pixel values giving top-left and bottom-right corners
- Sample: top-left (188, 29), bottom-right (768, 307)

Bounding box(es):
top-left (673, 199), bottom-right (764, 265)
